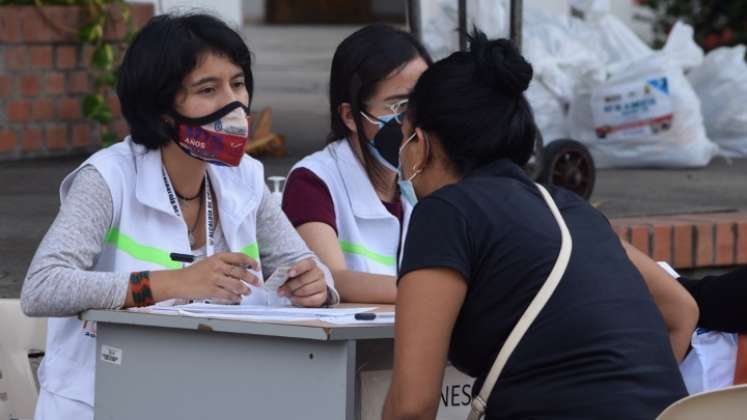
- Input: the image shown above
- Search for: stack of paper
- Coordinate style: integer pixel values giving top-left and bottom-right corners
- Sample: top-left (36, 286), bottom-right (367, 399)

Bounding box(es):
top-left (131, 302), bottom-right (377, 323)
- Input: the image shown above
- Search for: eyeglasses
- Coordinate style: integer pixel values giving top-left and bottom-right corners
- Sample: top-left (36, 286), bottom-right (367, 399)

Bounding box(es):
top-left (364, 99), bottom-right (409, 123)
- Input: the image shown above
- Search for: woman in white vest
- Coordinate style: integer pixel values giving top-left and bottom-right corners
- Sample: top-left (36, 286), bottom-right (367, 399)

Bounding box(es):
top-left (20, 14), bottom-right (338, 419)
top-left (282, 25), bottom-right (431, 303)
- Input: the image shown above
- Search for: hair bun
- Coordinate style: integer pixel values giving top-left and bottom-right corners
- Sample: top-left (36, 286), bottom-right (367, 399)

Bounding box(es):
top-left (468, 29), bottom-right (533, 96)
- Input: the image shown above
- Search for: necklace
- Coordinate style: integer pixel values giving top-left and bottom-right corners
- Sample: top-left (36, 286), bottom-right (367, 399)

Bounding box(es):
top-left (176, 178), bottom-right (205, 210)
top-left (187, 191), bottom-right (204, 247)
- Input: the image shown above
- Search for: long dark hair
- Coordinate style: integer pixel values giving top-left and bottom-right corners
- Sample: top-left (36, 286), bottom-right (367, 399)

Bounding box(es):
top-left (328, 24), bottom-right (432, 190)
top-left (408, 29), bottom-right (537, 175)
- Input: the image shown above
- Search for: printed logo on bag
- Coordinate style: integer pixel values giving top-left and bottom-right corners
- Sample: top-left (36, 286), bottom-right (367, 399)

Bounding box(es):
top-left (591, 75), bottom-right (674, 141)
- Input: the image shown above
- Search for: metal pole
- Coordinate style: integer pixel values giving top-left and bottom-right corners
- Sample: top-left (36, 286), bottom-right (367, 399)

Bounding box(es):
top-left (406, 0), bottom-right (422, 42)
top-left (509, 0), bottom-right (523, 50)
top-left (458, 0), bottom-right (467, 51)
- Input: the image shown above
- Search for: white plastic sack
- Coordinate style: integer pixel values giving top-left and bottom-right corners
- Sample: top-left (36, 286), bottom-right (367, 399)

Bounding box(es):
top-left (586, 15), bottom-right (652, 65)
top-left (567, 21), bottom-right (718, 168)
top-left (420, 0), bottom-right (509, 61)
top-left (569, 55), bottom-right (717, 168)
top-left (680, 329), bottom-right (738, 395)
top-left (522, 10), bottom-right (607, 144)
top-left (662, 22), bottom-right (705, 71)
top-left (525, 79), bottom-right (568, 144)
top-left (688, 45), bottom-right (747, 157)
top-left (524, 11), bottom-right (607, 102)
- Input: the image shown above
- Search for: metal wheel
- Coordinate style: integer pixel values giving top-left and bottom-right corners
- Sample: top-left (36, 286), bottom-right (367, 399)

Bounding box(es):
top-left (539, 139), bottom-right (595, 200)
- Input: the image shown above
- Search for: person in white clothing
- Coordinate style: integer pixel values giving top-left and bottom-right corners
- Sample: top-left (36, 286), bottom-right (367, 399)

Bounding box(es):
top-left (282, 24), bottom-right (431, 303)
top-left (20, 13), bottom-right (337, 419)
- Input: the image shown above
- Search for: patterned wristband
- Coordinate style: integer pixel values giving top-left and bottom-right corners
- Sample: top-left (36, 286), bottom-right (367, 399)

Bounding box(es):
top-left (130, 271), bottom-right (155, 307)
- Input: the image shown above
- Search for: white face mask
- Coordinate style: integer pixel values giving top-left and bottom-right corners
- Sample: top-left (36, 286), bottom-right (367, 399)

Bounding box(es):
top-left (397, 131), bottom-right (421, 206)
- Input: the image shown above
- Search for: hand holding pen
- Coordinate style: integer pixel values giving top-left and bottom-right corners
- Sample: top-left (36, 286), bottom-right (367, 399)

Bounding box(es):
top-left (148, 252), bottom-right (261, 304)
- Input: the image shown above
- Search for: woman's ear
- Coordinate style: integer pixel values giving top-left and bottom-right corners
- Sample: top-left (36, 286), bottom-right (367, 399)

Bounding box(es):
top-left (413, 127), bottom-right (430, 171)
top-left (339, 103), bottom-right (357, 134)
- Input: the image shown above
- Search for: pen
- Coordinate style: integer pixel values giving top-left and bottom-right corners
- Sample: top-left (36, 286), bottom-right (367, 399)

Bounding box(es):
top-left (170, 252), bottom-right (195, 263)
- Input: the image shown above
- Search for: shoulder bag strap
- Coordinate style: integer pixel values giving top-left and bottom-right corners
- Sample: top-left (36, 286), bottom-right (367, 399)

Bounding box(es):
top-left (467, 183), bottom-right (573, 420)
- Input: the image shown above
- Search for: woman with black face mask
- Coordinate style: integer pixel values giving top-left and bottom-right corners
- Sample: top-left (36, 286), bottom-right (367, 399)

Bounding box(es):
top-left (20, 13), bottom-right (338, 419)
top-left (282, 24), bottom-right (432, 304)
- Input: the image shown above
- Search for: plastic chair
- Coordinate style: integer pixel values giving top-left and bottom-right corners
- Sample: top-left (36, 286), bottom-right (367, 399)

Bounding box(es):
top-left (657, 384), bottom-right (747, 420)
top-left (0, 299), bottom-right (46, 420)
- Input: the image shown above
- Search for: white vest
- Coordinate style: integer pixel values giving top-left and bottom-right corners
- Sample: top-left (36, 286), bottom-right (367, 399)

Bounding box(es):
top-left (288, 140), bottom-right (412, 276)
top-left (37, 137), bottom-right (265, 415)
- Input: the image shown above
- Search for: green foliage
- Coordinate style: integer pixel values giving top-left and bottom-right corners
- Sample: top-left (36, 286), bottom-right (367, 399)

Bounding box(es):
top-left (1, 0), bottom-right (135, 147)
top-left (637, 0), bottom-right (747, 50)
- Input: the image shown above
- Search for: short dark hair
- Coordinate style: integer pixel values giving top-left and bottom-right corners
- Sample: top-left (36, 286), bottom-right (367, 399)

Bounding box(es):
top-left (408, 29), bottom-right (537, 174)
top-left (328, 24), bottom-right (432, 189)
top-left (117, 13), bottom-right (253, 150)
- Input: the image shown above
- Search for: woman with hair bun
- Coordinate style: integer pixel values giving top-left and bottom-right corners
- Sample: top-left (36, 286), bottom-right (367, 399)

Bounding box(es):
top-left (382, 30), bottom-right (688, 420)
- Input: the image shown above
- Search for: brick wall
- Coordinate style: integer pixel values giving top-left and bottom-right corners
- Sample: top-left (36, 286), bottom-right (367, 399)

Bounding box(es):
top-left (612, 212), bottom-right (747, 270)
top-left (0, 3), bottom-right (153, 160)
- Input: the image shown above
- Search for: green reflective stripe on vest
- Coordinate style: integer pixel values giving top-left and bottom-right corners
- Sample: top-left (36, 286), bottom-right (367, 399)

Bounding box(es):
top-left (339, 240), bottom-right (396, 267)
top-left (105, 228), bottom-right (181, 269)
top-left (240, 243), bottom-right (260, 259)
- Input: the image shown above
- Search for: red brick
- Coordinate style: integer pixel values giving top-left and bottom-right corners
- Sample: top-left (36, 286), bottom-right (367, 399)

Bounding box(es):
top-left (7, 99), bottom-right (31, 122)
top-left (31, 98), bottom-right (55, 120)
top-left (56, 46), bottom-right (77, 69)
top-left (694, 224), bottom-right (714, 267)
top-left (57, 97), bottom-right (81, 120)
top-left (672, 224), bottom-right (694, 269)
top-left (45, 72), bottom-right (65, 95)
top-left (738, 222), bottom-right (747, 265)
top-left (20, 74), bottom-right (41, 96)
top-left (72, 123), bottom-right (91, 147)
top-left (22, 127), bottom-right (44, 152)
top-left (102, 5), bottom-right (128, 41)
top-left (68, 71), bottom-right (90, 93)
top-left (715, 222), bottom-right (736, 266)
top-left (0, 9), bottom-right (21, 43)
top-left (45, 124), bottom-right (67, 150)
top-left (4, 46), bottom-right (28, 70)
top-left (107, 95), bottom-right (121, 117)
top-left (81, 45), bottom-right (95, 67)
top-left (130, 4), bottom-right (155, 32)
top-left (630, 225), bottom-right (651, 256)
top-left (0, 129), bottom-right (16, 153)
top-left (30, 46), bottom-right (53, 69)
top-left (651, 224), bottom-right (672, 262)
top-left (612, 225), bottom-right (628, 242)
top-left (21, 9), bottom-right (65, 43)
top-left (0, 75), bottom-right (12, 97)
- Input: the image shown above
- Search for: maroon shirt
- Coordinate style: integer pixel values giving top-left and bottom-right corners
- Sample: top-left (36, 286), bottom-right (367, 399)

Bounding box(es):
top-left (282, 168), bottom-right (403, 235)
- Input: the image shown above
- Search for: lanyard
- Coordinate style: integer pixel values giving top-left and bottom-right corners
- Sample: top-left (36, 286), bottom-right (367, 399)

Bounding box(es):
top-left (161, 166), bottom-right (215, 257)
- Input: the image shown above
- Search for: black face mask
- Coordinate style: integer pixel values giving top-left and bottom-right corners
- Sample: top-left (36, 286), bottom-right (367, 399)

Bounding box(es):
top-left (365, 114), bottom-right (404, 172)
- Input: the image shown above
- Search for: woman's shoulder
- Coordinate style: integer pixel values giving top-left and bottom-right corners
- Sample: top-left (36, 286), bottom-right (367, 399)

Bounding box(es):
top-left (293, 140), bottom-right (347, 170)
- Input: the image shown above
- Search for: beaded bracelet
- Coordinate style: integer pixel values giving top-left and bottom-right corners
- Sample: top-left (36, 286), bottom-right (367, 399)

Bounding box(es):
top-left (130, 271), bottom-right (155, 307)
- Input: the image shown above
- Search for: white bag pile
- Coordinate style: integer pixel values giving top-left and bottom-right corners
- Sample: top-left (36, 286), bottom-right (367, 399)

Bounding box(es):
top-left (688, 45), bottom-right (747, 158)
top-left (420, 0), bottom-right (729, 168)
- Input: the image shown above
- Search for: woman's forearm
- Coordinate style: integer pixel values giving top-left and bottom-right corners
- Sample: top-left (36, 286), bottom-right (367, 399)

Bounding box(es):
top-left (621, 240), bottom-right (698, 362)
top-left (333, 270), bottom-right (397, 303)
